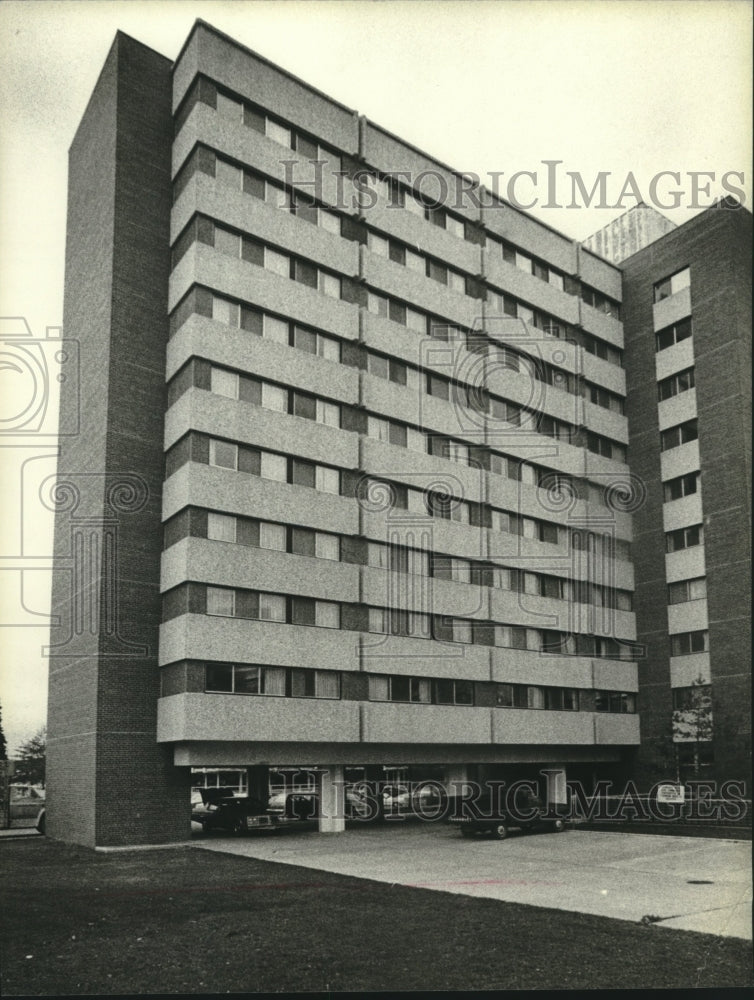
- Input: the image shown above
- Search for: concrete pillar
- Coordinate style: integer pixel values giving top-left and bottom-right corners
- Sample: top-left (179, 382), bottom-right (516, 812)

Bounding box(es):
top-left (545, 768), bottom-right (568, 805)
top-left (444, 764), bottom-right (470, 798)
top-left (318, 765), bottom-right (346, 833)
top-left (246, 766), bottom-right (269, 803)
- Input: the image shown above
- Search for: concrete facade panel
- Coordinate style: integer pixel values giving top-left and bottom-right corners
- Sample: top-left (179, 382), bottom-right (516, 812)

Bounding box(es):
top-left (362, 702), bottom-right (491, 743)
top-left (159, 614), bottom-right (362, 669)
top-left (161, 537), bottom-right (360, 601)
top-left (157, 692), bottom-right (361, 743)
top-left (492, 709), bottom-right (595, 745)
top-left (652, 285), bottom-right (691, 331)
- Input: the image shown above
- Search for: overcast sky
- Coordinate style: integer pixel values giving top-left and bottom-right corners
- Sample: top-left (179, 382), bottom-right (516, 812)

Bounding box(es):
top-left (0, 0), bottom-right (751, 755)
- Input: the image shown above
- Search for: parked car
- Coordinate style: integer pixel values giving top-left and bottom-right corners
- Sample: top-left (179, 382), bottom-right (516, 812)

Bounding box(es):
top-left (449, 789), bottom-right (567, 839)
top-left (382, 782), bottom-right (447, 814)
top-left (267, 785), bottom-right (371, 823)
top-left (192, 793), bottom-right (276, 835)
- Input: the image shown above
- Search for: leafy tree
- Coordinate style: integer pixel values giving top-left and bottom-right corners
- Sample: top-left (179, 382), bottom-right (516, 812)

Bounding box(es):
top-left (13, 726), bottom-right (46, 787)
top-left (0, 703), bottom-right (7, 761)
top-left (672, 675), bottom-right (713, 778)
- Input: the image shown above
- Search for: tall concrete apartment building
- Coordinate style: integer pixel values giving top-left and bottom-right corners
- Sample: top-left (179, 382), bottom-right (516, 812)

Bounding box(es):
top-left (47, 22), bottom-right (750, 847)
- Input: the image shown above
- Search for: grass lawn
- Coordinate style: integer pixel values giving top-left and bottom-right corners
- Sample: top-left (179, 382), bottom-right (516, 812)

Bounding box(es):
top-left (1, 839), bottom-right (751, 994)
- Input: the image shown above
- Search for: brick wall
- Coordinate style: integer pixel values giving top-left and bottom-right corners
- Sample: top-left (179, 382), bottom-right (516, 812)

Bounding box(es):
top-left (48, 33), bottom-right (190, 847)
top-left (622, 203), bottom-right (752, 791)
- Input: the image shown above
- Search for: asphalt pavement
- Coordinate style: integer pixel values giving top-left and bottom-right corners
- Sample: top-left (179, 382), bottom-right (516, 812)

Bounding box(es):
top-left (195, 821), bottom-right (752, 940)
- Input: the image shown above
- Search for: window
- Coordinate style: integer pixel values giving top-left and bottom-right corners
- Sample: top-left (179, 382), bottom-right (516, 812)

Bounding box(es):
top-left (660, 419), bottom-right (698, 451)
top-left (266, 118), bottom-right (292, 147)
top-left (369, 675), bottom-right (429, 703)
top-left (434, 679), bottom-right (474, 705)
top-left (666, 524), bottom-right (703, 552)
top-left (670, 630), bottom-right (708, 656)
top-left (290, 527), bottom-right (316, 557)
top-left (316, 466), bottom-right (340, 495)
top-left (495, 625), bottom-right (532, 650)
top-left (367, 292), bottom-right (388, 316)
top-left (315, 533), bottom-right (340, 561)
top-left (209, 439), bottom-right (238, 470)
top-left (207, 586), bottom-right (235, 617)
top-left (587, 383), bottom-right (625, 414)
top-left (290, 669), bottom-right (340, 699)
top-left (668, 577), bottom-right (706, 604)
top-left (315, 601), bottom-right (340, 629)
top-left (210, 367), bottom-right (239, 399)
top-left (655, 317), bottom-right (692, 352)
top-left (262, 383), bottom-right (288, 413)
top-left (217, 92), bottom-right (243, 122)
top-left (291, 391), bottom-right (316, 421)
top-left (212, 295), bottom-right (239, 326)
top-left (208, 512), bottom-right (236, 542)
top-left (369, 233), bottom-right (390, 258)
top-left (406, 308), bottom-right (427, 333)
top-left (320, 272), bottom-right (341, 299)
top-left (265, 247), bottom-right (290, 277)
top-left (672, 684), bottom-right (711, 712)
top-left (587, 432), bottom-right (625, 461)
top-left (664, 473), bottom-right (698, 502)
top-left (446, 215), bottom-right (465, 239)
top-left (259, 521), bottom-right (286, 551)
top-left (205, 663), bottom-right (233, 692)
top-left (259, 593), bottom-right (286, 622)
top-left (654, 267), bottom-right (690, 303)
top-left (261, 452), bottom-right (287, 482)
top-left (291, 458), bottom-right (316, 489)
top-left (658, 367), bottom-right (695, 400)
top-left (264, 315), bottom-right (290, 345)
top-left (595, 690), bottom-right (637, 714)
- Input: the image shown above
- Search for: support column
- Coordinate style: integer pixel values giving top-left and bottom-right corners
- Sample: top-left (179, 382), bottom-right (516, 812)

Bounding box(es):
top-left (246, 766), bottom-right (269, 803)
top-left (318, 765), bottom-right (346, 833)
top-left (444, 763), bottom-right (470, 798)
top-left (545, 768), bottom-right (568, 806)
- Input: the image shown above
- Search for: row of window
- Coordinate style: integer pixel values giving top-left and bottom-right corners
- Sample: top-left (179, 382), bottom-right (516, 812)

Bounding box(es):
top-left (206, 587), bottom-right (341, 628)
top-left (667, 577), bottom-right (706, 605)
top-left (173, 116), bottom-right (620, 330)
top-left (666, 523), bottom-right (703, 553)
top-left (654, 267), bottom-right (690, 303)
top-left (214, 85), bottom-right (341, 173)
top-left (663, 472), bottom-right (698, 502)
top-left (580, 283), bottom-right (622, 320)
top-left (164, 508), bottom-right (633, 595)
top-left (199, 661), bottom-right (636, 713)
top-left (658, 366), bottom-right (694, 401)
top-left (177, 149), bottom-right (627, 351)
top-left (491, 237), bottom-right (566, 293)
top-left (209, 365), bottom-right (341, 426)
top-left (206, 663), bottom-right (340, 699)
top-left (166, 582), bottom-right (634, 656)
top-left (368, 231), bottom-right (468, 295)
top-left (166, 431), bottom-right (633, 559)
top-left (206, 218), bottom-right (343, 299)
top-left (196, 351), bottom-right (626, 464)
top-left (660, 418), bottom-right (698, 452)
top-left (206, 79), bottom-right (471, 242)
top-left (671, 682), bottom-right (711, 712)
top-left (366, 541), bottom-right (633, 608)
top-left (670, 630), bottom-right (708, 657)
top-left (656, 316), bottom-right (692, 352)
top-left (208, 437), bottom-right (340, 492)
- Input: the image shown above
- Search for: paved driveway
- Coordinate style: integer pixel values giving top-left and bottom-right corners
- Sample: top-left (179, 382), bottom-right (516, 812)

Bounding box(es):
top-left (195, 822), bottom-right (752, 940)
